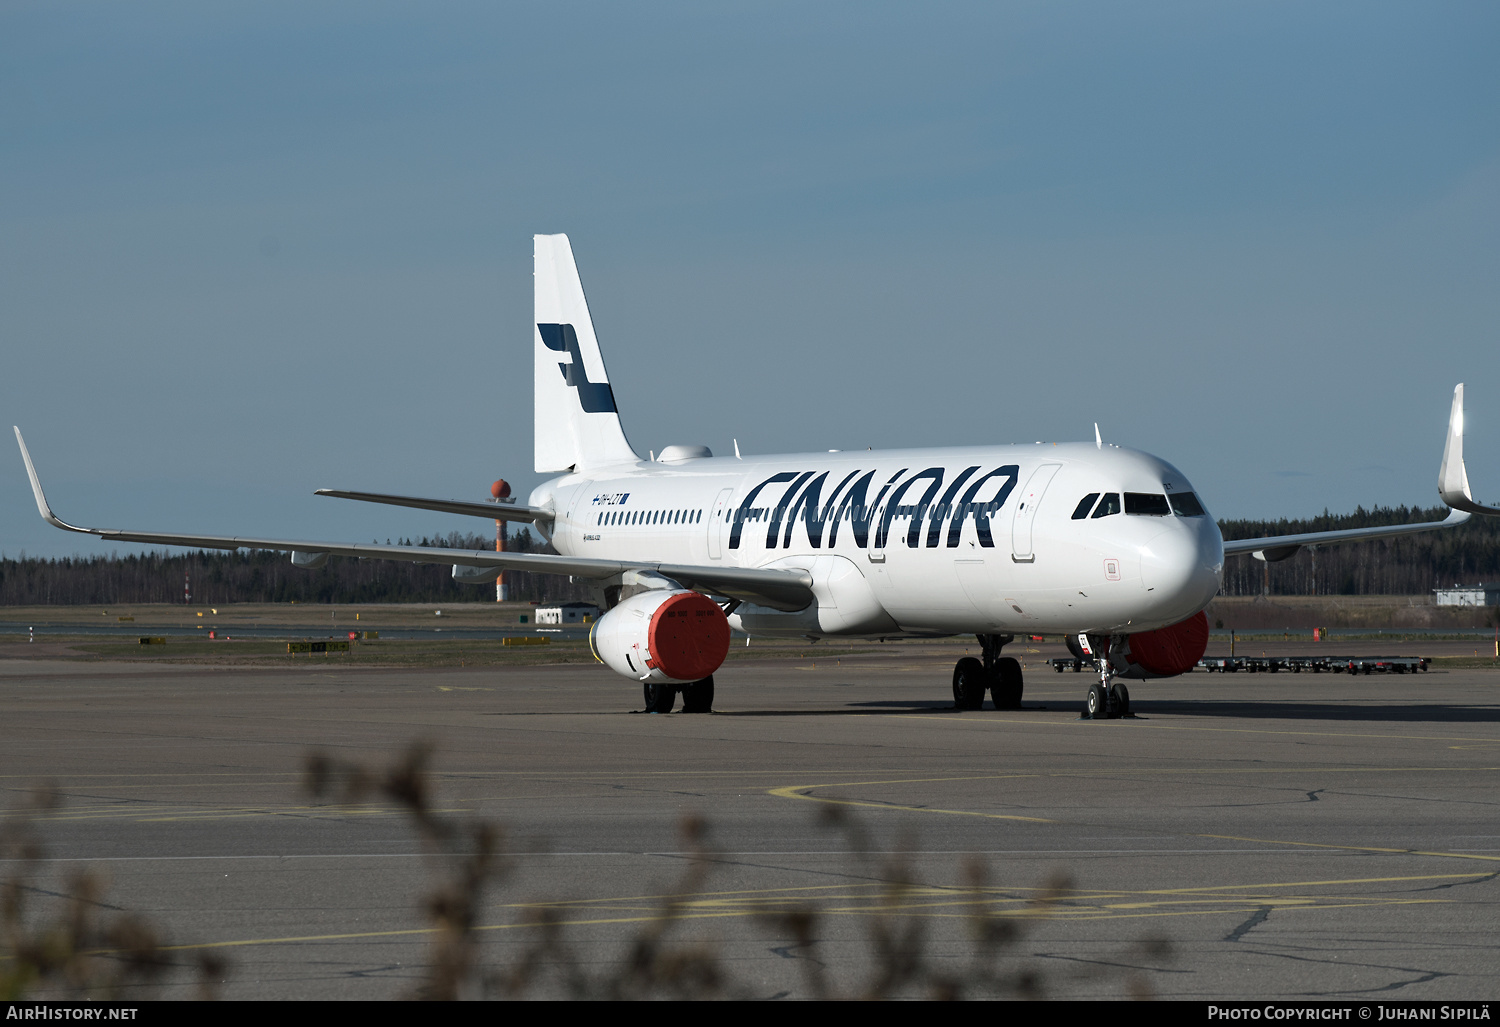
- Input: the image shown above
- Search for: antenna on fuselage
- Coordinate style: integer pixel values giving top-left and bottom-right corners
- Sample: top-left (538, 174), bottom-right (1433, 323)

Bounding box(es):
top-left (733, 439), bottom-right (741, 459)
top-left (1094, 423), bottom-right (1102, 450)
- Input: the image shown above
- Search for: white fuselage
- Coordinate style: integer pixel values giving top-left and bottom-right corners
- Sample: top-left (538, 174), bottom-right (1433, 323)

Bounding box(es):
top-left (532, 442), bottom-right (1224, 639)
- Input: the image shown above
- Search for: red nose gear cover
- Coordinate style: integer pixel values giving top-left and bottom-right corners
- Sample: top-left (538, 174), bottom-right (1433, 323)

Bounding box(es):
top-left (1128, 610), bottom-right (1210, 677)
top-left (647, 592), bottom-right (731, 681)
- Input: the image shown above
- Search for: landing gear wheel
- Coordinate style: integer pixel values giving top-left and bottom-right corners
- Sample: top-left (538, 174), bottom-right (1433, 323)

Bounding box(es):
top-left (1109, 682), bottom-right (1130, 717)
top-left (680, 675), bottom-right (715, 713)
top-left (991, 656), bottom-right (1024, 710)
top-left (643, 682), bottom-right (677, 714)
top-left (1085, 681), bottom-right (1107, 719)
top-left (952, 657), bottom-right (988, 710)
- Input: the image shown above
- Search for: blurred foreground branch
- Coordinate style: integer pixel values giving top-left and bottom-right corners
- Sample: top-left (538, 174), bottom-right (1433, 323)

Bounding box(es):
top-left (0, 788), bottom-right (225, 1000)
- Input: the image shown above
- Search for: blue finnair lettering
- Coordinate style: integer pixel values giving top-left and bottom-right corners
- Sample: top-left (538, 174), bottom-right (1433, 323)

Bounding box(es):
top-left (730, 464), bottom-right (1024, 551)
top-left (729, 472), bottom-right (801, 550)
top-left (875, 467), bottom-right (945, 549)
top-left (828, 469), bottom-right (905, 549)
top-left (928, 466), bottom-right (979, 547)
top-left (780, 469), bottom-right (861, 549)
top-left (538, 323), bottom-right (618, 414)
top-left (765, 471), bottom-right (815, 548)
top-left (948, 465), bottom-right (1019, 548)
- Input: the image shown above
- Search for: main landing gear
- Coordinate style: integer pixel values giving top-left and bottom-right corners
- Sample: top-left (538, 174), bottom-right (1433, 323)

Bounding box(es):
top-left (952, 633), bottom-right (1023, 710)
top-left (643, 675), bottom-right (715, 714)
top-left (1078, 633), bottom-right (1131, 720)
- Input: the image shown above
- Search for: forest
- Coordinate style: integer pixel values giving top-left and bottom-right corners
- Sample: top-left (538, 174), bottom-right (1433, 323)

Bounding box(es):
top-left (1216, 504), bottom-right (1500, 596)
top-left (0, 529), bottom-right (590, 606)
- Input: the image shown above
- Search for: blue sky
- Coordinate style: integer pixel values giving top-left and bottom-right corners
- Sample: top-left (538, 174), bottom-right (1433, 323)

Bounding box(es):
top-left (3, 1), bottom-right (1497, 558)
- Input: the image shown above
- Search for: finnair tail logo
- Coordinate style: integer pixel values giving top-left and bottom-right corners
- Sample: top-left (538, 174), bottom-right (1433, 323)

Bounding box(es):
top-left (538, 323), bottom-right (617, 414)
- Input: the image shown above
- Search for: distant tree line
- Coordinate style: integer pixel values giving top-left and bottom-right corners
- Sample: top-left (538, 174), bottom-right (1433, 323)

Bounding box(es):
top-left (0, 529), bottom-right (591, 606)
top-left (3, 506), bottom-right (1498, 606)
top-left (1218, 505), bottom-right (1500, 596)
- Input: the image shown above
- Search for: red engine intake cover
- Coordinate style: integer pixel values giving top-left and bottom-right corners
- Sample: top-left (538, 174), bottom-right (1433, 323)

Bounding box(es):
top-left (647, 591), bottom-right (731, 681)
top-left (1127, 611), bottom-right (1210, 677)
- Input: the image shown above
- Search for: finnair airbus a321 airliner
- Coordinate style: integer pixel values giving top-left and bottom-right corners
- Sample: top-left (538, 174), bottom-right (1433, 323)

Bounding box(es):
top-left (15, 235), bottom-right (1500, 718)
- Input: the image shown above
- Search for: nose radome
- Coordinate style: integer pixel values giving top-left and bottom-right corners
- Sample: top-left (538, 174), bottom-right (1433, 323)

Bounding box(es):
top-left (1139, 528), bottom-right (1189, 592)
top-left (1140, 524), bottom-right (1221, 611)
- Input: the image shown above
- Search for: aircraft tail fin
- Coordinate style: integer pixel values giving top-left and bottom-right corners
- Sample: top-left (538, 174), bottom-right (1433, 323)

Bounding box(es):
top-left (533, 234), bottom-right (639, 473)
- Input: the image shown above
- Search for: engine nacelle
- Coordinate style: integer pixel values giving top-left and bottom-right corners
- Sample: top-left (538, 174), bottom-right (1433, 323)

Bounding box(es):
top-left (588, 590), bottom-right (730, 684)
top-left (1116, 610), bottom-right (1210, 679)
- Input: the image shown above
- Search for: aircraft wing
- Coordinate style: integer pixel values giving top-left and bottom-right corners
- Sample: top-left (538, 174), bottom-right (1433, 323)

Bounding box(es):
top-left (314, 488), bottom-right (552, 524)
top-left (1222, 384), bottom-right (1493, 562)
top-left (13, 429), bottom-right (814, 612)
top-left (1221, 508), bottom-right (1470, 561)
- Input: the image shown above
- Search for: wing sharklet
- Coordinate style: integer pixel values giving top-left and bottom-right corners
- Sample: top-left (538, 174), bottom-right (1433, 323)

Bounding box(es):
top-left (1439, 383), bottom-right (1500, 516)
top-left (14, 427), bottom-right (95, 534)
top-left (1225, 383), bottom-right (1495, 559)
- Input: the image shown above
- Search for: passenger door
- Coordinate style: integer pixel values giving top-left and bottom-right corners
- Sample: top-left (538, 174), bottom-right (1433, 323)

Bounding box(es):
top-left (707, 487), bottom-right (734, 559)
top-left (1011, 464), bottom-right (1061, 562)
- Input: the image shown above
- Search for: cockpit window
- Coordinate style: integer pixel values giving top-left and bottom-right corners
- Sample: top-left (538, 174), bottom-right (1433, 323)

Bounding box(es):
top-left (1168, 491), bottom-right (1206, 517)
top-left (1090, 493), bottom-right (1121, 518)
top-left (1071, 493), bottom-right (1100, 520)
top-left (1125, 493), bottom-right (1171, 516)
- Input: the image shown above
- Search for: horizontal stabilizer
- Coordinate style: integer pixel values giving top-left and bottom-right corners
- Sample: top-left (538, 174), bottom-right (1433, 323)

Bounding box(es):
top-left (315, 489), bottom-right (551, 524)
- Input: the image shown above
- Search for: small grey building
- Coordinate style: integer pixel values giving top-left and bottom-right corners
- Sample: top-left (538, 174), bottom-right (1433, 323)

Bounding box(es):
top-left (1434, 583), bottom-right (1500, 607)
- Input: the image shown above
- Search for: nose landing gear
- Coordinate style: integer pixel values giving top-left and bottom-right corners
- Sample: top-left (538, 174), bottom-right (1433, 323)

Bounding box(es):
top-left (1079, 633), bottom-right (1132, 719)
top-left (1086, 680), bottom-right (1108, 718)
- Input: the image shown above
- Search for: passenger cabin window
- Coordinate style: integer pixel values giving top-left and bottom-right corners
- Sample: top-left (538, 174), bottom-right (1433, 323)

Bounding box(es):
top-left (1124, 493), bottom-right (1171, 516)
top-left (1071, 493), bottom-right (1100, 520)
top-left (1090, 493), bottom-right (1121, 518)
top-left (1169, 492), bottom-right (1206, 517)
